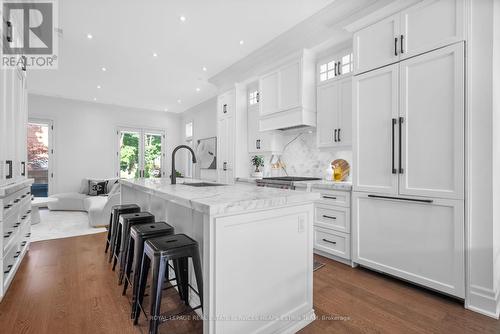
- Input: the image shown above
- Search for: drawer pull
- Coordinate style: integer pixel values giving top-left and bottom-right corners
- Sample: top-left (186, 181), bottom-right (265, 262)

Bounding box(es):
top-left (13, 199), bottom-right (20, 203)
top-left (25, 233), bottom-right (31, 238)
top-left (322, 238), bottom-right (337, 245)
top-left (13, 251), bottom-right (21, 258)
top-left (4, 265), bottom-right (13, 274)
top-left (322, 215), bottom-right (337, 220)
top-left (21, 241), bottom-right (27, 246)
top-left (322, 195), bottom-right (337, 200)
top-left (367, 194), bottom-right (433, 203)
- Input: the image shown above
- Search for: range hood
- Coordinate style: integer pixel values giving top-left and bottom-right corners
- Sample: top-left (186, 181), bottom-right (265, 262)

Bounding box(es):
top-left (259, 107), bottom-right (316, 131)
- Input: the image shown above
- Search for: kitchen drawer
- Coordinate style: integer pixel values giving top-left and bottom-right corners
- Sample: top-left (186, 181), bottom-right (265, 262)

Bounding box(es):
top-left (0, 187), bottom-right (30, 221)
top-left (315, 204), bottom-right (350, 233)
top-left (314, 189), bottom-right (350, 207)
top-left (3, 242), bottom-right (21, 278)
top-left (314, 227), bottom-right (350, 260)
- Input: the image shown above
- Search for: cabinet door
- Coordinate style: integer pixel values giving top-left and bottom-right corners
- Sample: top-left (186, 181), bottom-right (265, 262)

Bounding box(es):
top-left (279, 61), bottom-right (301, 111)
top-left (353, 14), bottom-right (400, 74)
top-left (247, 104), bottom-right (259, 152)
top-left (259, 71), bottom-right (279, 116)
top-left (4, 68), bottom-right (16, 184)
top-left (353, 64), bottom-right (399, 194)
top-left (217, 116), bottom-right (235, 184)
top-left (0, 68), bottom-right (6, 185)
top-left (218, 90), bottom-right (234, 118)
top-left (400, 0), bottom-right (464, 60)
top-left (337, 77), bottom-right (352, 146)
top-left (316, 81), bottom-right (339, 148)
top-left (352, 192), bottom-right (465, 298)
top-left (399, 43), bottom-right (464, 199)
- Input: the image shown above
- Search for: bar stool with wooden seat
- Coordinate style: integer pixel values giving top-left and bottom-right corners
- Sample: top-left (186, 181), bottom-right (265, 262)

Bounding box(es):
top-left (112, 212), bottom-right (155, 273)
top-left (133, 234), bottom-right (203, 334)
top-left (122, 221), bottom-right (175, 309)
top-left (105, 204), bottom-right (140, 258)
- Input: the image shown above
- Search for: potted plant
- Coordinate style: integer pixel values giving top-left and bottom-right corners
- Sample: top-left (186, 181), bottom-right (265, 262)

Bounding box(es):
top-left (251, 155), bottom-right (264, 178)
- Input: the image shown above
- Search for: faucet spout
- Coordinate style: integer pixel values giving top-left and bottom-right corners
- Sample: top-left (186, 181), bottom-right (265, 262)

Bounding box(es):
top-left (171, 145), bottom-right (197, 184)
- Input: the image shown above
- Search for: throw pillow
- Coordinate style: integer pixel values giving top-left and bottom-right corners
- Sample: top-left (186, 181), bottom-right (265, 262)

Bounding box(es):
top-left (88, 180), bottom-right (109, 196)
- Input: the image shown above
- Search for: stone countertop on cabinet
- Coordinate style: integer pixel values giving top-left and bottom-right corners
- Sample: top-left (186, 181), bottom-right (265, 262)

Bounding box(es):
top-left (235, 177), bottom-right (352, 191)
top-left (120, 178), bottom-right (319, 216)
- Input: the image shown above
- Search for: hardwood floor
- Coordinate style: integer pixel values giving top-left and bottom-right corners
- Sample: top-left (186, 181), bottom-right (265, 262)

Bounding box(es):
top-left (0, 233), bottom-right (498, 334)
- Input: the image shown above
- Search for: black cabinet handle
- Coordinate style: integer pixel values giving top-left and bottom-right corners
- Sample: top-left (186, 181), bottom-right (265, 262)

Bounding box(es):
top-left (334, 62), bottom-right (337, 76)
top-left (21, 56), bottom-right (27, 71)
top-left (322, 215), bottom-right (337, 220)
top-left (13, 251), bottom-right (21, 258)
top-left (223, 162), bottom-right (227, 171)
top-left (337, 62), bottom-right (341, 75)
top-left (394, 37), bottom-right (398, 56)
top-left (223, 104), bottom-right (227, 114)
top-left (6, 160), bottom-right (13, 179)
top-left (21, 161), bottom-right (26, 175)
top-left (322, 195), bottom-right (337, 200)
top-left (256, 92), bottom-right (260, 103)
top-left (334, 129), bottom-right (338, 142)
top-left (399, 117), bottom-right (404, 173)
top-left (6, 21), bottom-right (12, 42)
top-left (400, 35), bottom-right (404, 54)
top-left (322, 239), bottom-right (337, 245)
top-left (337, 128), bottom-right (341, 142)
top-left (368, 194), bottom-right (433, 203)
top-left (4, 265), bottom-right (13, 274)
top-left (256, 139), bottom-right (261, 150)
top-left (392, 118), bottom-right (397, 174)
top-left (13, 199), bottom-right (20, 203)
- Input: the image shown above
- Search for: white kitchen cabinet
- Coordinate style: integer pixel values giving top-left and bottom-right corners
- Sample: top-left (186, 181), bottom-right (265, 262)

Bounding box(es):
top-left (353, 64), bottom-right (399, 195)
top-left (217, 115), bottom-right (235, 185)
top-left (399, 43), bottom-right (464, 199)
top-left (353, 14), bottom-right (400, 74)
top-left (317, 77), bottom-right (352, 148)
top-left (258, 50), bottom-right (316, 131)
top-left (353, 0), bottom-right (465, 74)
top-left (352, 192), bottom-right (465, 298)
top-left (400, 0), bottom-right (465, 60)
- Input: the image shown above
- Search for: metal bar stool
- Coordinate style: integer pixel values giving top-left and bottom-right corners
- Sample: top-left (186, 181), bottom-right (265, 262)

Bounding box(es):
top-left (122, 221), bottom-right (175, 312)
top-left (112, 212), bottom-right (155, 273)
top-left (106, 204), bottom-right (140, 258)
top-left (133, 234), bottom-right (203, 334)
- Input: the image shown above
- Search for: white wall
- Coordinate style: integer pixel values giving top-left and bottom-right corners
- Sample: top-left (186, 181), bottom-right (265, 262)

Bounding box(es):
top-left (28, 94), bottom-right (182, 194)
top-left (180, 97), bottom-right (217, 180)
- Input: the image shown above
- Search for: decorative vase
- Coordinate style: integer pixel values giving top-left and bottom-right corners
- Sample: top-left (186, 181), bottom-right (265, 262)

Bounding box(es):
top-left (252, 171), bottom-right (264, 178)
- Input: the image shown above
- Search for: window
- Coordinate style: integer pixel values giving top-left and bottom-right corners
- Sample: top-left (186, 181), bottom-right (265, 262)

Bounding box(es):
top-left (185, 139), bottom-right (193, 178)
top-left (249, 90), bottom-right (259, 105)
top-left (318, 51), bottom-right (353, 82)
top-left (185, 121), bottom-right (193, 139)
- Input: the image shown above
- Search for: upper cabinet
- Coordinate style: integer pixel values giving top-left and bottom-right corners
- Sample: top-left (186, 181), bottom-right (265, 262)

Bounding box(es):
top-left (259, 50), bottom-right (316, 131)
top-left (217, 89), bottom-right (235, 118)
top-left (353, 0), bottom-right (465, 74)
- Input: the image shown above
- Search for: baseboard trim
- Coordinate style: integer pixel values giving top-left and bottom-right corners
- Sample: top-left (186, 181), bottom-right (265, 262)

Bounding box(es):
top-left (466, 285), bottom-right (500, 319)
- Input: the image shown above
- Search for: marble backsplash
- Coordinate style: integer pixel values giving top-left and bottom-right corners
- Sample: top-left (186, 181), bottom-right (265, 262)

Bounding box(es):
top-left (250, 130), bottom-right (352, 181)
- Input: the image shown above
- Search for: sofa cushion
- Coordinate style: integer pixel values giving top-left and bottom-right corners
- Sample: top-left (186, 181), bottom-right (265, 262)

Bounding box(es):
top-left (48, 192), bottom-right (88, 211)
top-left (88, 180), bottom-right (109, 196)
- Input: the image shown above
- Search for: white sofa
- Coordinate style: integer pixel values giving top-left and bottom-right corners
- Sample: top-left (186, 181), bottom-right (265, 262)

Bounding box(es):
top-left (48, 178), bottom-right (120, 227)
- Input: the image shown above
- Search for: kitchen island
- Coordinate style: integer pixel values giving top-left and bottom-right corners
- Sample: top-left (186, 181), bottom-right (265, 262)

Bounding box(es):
top-left (120, 178), bottom-right (319, 334)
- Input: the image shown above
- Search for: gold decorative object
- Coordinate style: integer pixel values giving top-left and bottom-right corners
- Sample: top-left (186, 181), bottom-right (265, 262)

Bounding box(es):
top-left (331, 159), bottom-right (350, 181)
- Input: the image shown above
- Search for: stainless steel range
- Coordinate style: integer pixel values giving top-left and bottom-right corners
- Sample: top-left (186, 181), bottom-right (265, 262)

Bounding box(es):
top-left (256, 176), bottom-right (321, 190)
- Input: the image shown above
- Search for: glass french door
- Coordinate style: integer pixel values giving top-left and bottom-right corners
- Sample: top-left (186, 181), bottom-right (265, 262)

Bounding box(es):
top-left (118, 128), bottom-right (165, 179)
top-left (27, 119), bottom-right (53, 197)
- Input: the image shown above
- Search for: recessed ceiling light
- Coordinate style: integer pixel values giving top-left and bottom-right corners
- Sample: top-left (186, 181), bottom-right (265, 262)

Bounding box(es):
top-left (179, 16), bottom-right (186, 22)
top-left (97, 85), bottom-right (101, 89)
top-left (202, 66), bottom-right (207, 72)
top-left (177, 99), bottom-right (182, 104)
top-left (152, 52), bottom-right (158, 57)
top-left (164, 108), bottom-right (169, 112)
top-left (239, 40), bottom-right (244, 45)
top-left (196, 88), bottom-right (200, 92)
top-left (101, 67), bottom-right (107, 72)
top-left (93, 97), bottom-right (97, 101)
top-left (87, 33), bottom-right (93, 39)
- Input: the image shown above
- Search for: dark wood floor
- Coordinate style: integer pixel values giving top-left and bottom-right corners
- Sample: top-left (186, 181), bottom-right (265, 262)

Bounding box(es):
top-left (0, 233), bottom-right (498, 334)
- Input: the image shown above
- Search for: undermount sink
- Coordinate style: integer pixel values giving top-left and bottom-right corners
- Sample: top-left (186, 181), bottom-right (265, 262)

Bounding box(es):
top-left (180, 182), bottom-right (225, 187)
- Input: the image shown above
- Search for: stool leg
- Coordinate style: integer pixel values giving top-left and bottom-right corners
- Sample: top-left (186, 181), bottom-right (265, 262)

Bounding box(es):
top-left (191, 248), bottom-right (204, 312)
top-left (172, 259), bottom-right (186, 302)
top-left (108, 215), bottom-right (118, 262)
top-left (122, 237), bottom-right (134, 294)
top-left (118, 223), bottom-right (129, 280)
top-left (105, 212), bottom-right (113, 253)
top-left (133, 252), bottom-right (150, 325)
top-left (131, 238), bottom-right (144, 319)
top-left (112, 225), bottom-right (122, 270)
top-left (178, 257), bottom-right (189, 305)
top-left (149, 256), bottom-right (166, 334)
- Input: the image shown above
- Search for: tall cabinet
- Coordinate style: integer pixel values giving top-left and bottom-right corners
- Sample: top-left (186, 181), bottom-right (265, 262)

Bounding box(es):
top-left (351, 0), bottom-right (466, 298)
top-left (0, 9), bottom-right (32, 300)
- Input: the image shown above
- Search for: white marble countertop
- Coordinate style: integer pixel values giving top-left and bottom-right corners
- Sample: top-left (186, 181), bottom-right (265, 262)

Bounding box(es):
top-left (120, 178), bottom-right (319, 215)
top-left (235, 177), bottom-right (352, 191)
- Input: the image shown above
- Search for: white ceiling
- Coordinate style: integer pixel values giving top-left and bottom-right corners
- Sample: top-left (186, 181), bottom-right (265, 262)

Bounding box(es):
top-left (27, 0), bottom-right (337, 113)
